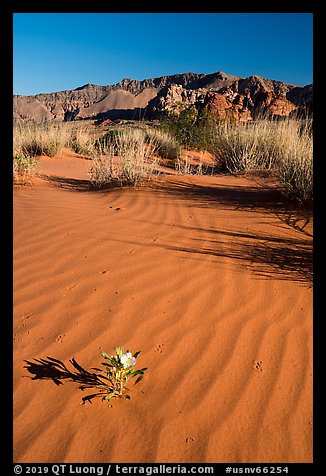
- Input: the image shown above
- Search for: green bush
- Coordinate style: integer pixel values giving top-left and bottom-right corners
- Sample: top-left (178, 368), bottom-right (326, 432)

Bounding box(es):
top-left (160, 106), bottom-right (226, 151)
top-left (13, 153), bottom-right (38, 182)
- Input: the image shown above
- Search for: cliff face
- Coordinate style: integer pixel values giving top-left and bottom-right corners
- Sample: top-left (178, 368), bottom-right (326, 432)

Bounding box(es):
top-left (146, 74), bottom-right (312, 122)
top-left (13, 71), bottom-right (312, 123)
top-left (197, 75), bottom-right (305, 121)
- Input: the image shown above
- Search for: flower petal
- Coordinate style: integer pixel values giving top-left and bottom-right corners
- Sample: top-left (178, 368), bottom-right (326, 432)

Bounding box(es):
top-left (121, 352), bottom-right (137, 368)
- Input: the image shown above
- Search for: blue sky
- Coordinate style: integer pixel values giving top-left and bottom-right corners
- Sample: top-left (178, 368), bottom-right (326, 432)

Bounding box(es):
top-left (13, 13), bottom-right (313, 96)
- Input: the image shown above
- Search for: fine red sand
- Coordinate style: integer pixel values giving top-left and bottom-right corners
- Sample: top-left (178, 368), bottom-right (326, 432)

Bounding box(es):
top-left (14, 149), bottom-right (313, 463)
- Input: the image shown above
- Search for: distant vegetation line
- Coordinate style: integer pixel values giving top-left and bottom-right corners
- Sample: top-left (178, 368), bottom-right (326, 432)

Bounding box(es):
top-left (13, 113), bottom-right (312, 204)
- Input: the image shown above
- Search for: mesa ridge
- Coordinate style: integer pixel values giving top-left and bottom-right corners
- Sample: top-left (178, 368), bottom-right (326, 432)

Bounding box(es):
top-left (13, 71), bottom-right (312, 123)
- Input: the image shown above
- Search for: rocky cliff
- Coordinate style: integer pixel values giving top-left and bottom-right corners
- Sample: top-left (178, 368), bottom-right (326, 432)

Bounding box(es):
top-left (13, 71), bottom-right (312, 123)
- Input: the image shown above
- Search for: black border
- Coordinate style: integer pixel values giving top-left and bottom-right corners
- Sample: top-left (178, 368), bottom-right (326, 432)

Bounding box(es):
top-left (2, 1), bottom-right (321, 473)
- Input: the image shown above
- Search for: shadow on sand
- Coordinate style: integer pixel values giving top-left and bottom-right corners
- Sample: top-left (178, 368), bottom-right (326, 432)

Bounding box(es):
top-left (150, 178), bottom-right (312, 229)
top-left (161, 228), bottom-right (312, 285)
top-left (24, 356), bottom-right (109, 404)
top-left (149, 179), bottom-right (312, 284)
top-left (40, 173), bottom-right (312, 285)
top-left (40, 174), bottom-right (124, 193)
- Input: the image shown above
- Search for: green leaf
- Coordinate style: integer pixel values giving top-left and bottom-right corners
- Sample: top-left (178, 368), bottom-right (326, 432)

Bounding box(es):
top-left (124, 368), bottom-right (134, 377)
top-left (134, 375), bottom-right (145, 385)
top-left (134, 351), bottom-right (141, 359)
top-left (112, 357), bottom-right (121, 367)
top-left (102, 356), bottom-right (119, 368)
top-left (104, 393), bottom-right (114, 401)
top-left (131, 369), bottom-right (144, 377)
top-left (124, 394), bottom-right (131, 399)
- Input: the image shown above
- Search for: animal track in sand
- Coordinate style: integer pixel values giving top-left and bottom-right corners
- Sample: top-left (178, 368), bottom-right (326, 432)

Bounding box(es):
top-left (99, 269), bottom-right (109, 274)
top-left (55, 334), bottom-right (65, 343)
top-left (21, 312), bottom-right (33, 321)
top-left (253, 360), bottom-right (263, 371)
top-left (108, 206), bottom-right (125, 212)
top-left (15, 312), bottom-right (34, 332)
top-left (185, 437), bottom-right (195, 443)
top-left (67, 283), bottom-right (78, 291)
top-left (155, 344), bottom-right (166, 354)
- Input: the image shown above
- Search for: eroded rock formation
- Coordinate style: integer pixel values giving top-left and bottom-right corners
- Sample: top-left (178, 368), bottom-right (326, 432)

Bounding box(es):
top-left (13, 71), bottom-right (312, 123)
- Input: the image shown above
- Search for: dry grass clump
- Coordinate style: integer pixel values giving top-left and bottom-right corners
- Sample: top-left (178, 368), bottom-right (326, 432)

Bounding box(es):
top-left (67, 124), bottom-right (97, 156)
top-left (88, 151), bottom-right (115, 187)
top-left (212, 119), bottom-right (282, 173)
top-left (13, 153), bottom-right (38, 184)
top-left (144, 127), bottom-right (181, 160)
top-left (14, 122), bottom-right (69, 157)
top-left (175, 155), bottom-right (208, 176)
top-left (211, 116), bottom-right (313, 202)
top-left (13, 115), bottom-right (312, 202)
top-left (89, 128), bottom-right (158, 187)
top-left (176, 157), bottom-right (202, 175)
top-left (13, 122), bottom-right (98, 184)
top-left (160, 106), bottom-right (312, 203)
top-left (276, 119), bottom-right (313, 202)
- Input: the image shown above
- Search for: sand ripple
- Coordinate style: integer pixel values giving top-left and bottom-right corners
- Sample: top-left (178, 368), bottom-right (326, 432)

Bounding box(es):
top-left (14, 155), bottom-right (312, 463)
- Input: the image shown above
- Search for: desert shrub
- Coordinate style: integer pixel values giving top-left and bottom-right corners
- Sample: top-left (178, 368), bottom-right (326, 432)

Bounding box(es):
top-left (117, 129), bottom-right (158, 185)
top-left (68, 125), bottom-right (97, 156)
top-left (160, 106), bottom-right (223, 151)
top-left (211, 117), bottom-right (286, 173)
top-left (144, 126), bottom-right (181, 160)
top-left (89, 152), bottom-right (116, 187)
top-left (89, 128), bottom-right (158, 187)
top-left (278, 152), bottom-right (312, 202)
top-left (160, 106), bottom-right (199, 148)
top-left (96, 129), bottom-right (124, 155)
top-left (276, 118), bottom-right (313, 202)
top-left (13, 153), bottom-right (38, 183)
top-left (175, 157), bottom-right (204, 175)
top-left (13, 122), bottom-right (67, 157)
top-left (210, 115), bottom-right (313, 202)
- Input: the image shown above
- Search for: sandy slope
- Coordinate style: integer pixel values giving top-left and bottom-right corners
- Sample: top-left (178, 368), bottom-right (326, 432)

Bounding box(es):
top-left (13, 150), bottom-right (313, 463)
top-left (77, 88), bottom-right (158, 118)
top-left (13, 96), bottom-right (54, 122)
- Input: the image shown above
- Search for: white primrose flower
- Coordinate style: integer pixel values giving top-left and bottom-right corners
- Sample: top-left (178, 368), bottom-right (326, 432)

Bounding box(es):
top-left (120, 352), bottom-right (137, 369)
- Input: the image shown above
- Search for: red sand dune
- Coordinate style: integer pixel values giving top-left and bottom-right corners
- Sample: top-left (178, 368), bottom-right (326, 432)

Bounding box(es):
top-left (13, 149), bottom-right (313, 463)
